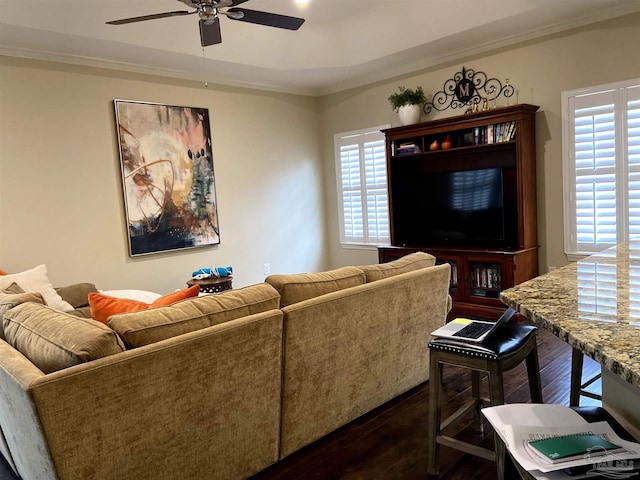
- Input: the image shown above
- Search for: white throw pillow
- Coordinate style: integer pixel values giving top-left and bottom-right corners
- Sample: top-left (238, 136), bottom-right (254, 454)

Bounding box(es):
top-left (0, 264), bottom-right (73, 312)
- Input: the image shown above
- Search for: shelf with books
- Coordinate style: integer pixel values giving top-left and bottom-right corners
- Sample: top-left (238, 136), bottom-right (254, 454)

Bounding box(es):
top-left (390, 122), bottom-right (517, 159)
top-left (469, 263), bottom-right (502, 299)
top-left (392, 136), bottom-right (424, 156)
top-left (470, 264), bottom-right (502, 290)
top-left (481, 120), bottom-right (517, 145)
top-left (394, 141), bottom-right (423, 156)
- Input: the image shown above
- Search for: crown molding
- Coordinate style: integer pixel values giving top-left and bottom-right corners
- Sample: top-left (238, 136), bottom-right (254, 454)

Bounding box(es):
top-left (1, 4), bottom-right (638, 98)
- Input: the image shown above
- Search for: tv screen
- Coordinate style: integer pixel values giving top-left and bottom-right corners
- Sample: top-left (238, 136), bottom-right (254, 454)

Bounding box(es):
top-left (392, 167), bottom-right (516, 249)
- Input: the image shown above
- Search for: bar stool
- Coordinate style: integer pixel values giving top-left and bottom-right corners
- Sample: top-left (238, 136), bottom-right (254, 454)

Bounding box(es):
top-left (427, 321), bottom-right (543, 479)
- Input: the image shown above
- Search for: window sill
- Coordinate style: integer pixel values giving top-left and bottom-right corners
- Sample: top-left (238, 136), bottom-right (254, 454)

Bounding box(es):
top-left (339, 243), bottom-right (380, 251)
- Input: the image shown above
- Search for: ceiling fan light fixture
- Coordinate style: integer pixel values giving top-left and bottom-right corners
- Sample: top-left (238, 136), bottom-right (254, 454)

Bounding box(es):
top-left (199, 5), bottom-right (218, 24)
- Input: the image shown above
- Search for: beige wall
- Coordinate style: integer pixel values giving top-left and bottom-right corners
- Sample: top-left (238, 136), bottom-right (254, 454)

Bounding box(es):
top-left (1, 13), bottom-right (639, 294)
top-left (321, 13), bottom-right (640, 272)
top-left (0, 57), bottom-right (325, 293)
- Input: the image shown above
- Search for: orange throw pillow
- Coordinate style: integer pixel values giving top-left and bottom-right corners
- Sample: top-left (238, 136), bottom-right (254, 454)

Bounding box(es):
top-left (0, 269), bottom-right (7, 275)
top-left (89, 285), bottom-right (200, 325)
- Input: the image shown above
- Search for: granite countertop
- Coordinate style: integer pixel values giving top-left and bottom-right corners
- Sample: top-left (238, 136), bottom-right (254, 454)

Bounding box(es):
top-left (500, 242), bottom-right (640, 388)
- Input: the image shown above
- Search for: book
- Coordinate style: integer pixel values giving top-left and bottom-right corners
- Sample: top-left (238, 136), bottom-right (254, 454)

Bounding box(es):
top-left (503, 122), bottom-right (511, 141)
top-left (498, 123), bottom-right (505, 142)
top-left (506, 121), bottom-right (516, 141)
top-left (527, 433), bottom-right (622, 464)
top-left (396, 142), bottom-right (421, 155)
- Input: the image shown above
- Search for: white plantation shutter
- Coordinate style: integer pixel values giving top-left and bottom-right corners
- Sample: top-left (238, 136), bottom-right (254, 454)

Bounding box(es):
top-left (573, 92), bottom-right (617, 248)
top-left (563, 79), bottom-right (640, 256)
top-left (627, 87), bottom-right (640, 239)
top-left (335, 126), bottom-right (390, 245)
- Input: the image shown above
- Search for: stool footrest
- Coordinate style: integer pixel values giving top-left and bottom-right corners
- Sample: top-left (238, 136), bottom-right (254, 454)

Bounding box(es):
top-left (437, 435), bottom-right (496, 461)
top-left (441, 398), bottom-right (489, 433)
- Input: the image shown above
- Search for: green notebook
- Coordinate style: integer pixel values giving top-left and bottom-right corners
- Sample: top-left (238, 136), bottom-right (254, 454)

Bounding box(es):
top-left (528, 433), bottom-right (621, 463)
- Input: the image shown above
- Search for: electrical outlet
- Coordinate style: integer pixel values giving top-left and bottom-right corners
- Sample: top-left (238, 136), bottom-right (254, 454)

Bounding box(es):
top-left (263, 263), bottom-right (271, 275)
top-left (548, 266), bottom-right (556, 272)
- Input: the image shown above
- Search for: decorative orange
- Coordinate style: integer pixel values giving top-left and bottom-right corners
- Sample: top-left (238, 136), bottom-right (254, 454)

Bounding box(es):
top-left (441, 135), bottom-right (452, 150)
top-left (430, 140), bottom-right (440, 151)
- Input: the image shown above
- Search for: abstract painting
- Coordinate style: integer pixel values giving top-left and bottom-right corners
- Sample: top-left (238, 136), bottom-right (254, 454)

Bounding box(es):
top-left (114, 100), bottom-right (219, 256)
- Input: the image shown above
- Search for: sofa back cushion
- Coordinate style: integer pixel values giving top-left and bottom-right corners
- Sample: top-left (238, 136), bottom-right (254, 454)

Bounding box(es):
top-left (3, 302), bottom-right (126, 373)
top-left (108, 283), bottom-right (281, 348)
top-left (358, 251), bottom-right (436, 282)
top-left (265, 267), bottom-right (366, 308)
top-left (0, 291), bottom-right (45, 341)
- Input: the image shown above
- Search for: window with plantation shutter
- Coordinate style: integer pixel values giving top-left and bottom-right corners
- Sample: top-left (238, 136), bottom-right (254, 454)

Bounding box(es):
top-left (334, 126), bottom-right (390, 246)
top-left (562, 79), bottom-right (640, 257)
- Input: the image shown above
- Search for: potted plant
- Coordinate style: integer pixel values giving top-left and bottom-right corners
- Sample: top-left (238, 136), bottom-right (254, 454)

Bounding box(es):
top-left (388, 86), bottom-right (426, 125)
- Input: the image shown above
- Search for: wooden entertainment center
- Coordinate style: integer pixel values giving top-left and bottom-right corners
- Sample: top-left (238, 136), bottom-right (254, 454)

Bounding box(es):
top-left (378, 104), bottom-right (539, 319)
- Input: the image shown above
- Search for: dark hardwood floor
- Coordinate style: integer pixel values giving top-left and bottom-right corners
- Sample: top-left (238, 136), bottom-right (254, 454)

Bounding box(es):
top-left (0, 326), bottom-right (601, 480)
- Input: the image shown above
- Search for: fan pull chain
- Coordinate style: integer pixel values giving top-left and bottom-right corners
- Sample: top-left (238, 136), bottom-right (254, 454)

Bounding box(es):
top-left (202, 47), bottom-right (208, 88)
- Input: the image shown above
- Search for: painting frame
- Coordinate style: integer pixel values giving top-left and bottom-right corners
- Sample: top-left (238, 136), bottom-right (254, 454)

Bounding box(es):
top-left (113, 100), bottom-right (220, 256)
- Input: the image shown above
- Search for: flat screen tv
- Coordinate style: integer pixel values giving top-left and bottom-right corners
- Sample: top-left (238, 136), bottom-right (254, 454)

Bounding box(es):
top-left (391, 167), bottom-right (517, 249)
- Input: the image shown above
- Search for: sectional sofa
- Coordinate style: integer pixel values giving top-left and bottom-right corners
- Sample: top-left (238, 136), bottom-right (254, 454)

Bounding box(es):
top-left (0, 252), bottom-right (451, 480)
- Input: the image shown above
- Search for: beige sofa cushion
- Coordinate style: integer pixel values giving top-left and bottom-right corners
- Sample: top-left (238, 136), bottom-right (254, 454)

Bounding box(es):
top-left (359, 251), bottom-right (436, 282)
top-left (0, 291), bottom-right (45, 341)
top-left (3, 302), bottom-right (126, 373)
top-left (108, 283), bottom-right (281, 348)
top-left (265, 266), bottom-right (366, 307)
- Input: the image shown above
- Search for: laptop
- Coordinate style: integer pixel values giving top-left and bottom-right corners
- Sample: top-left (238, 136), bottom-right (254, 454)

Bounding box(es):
top-left (430, 307), bottom-right (516, 343)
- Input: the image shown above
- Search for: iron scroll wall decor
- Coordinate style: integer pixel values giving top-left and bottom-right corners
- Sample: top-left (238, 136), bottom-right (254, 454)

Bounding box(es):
top-left (423, 66), bottom-right (515, 114)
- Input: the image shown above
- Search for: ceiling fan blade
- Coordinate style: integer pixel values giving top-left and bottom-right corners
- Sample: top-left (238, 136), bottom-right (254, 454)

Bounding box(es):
top-left (227, 8), bottom-right (305, 30)
top-left (106, 10), bottom-right (193, 25)
top-left (200, 18), bottom-right (222, 46)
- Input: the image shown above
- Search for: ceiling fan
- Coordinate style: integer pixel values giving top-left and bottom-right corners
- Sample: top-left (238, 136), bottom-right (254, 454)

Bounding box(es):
top-left (106, 0), bottom-right (305, 47)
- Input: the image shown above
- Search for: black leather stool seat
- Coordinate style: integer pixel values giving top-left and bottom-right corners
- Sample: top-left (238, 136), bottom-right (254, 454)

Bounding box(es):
top-left (428, 323), bottom-right (538, 360)
top-left (427, 322), bottom-right (543, 479)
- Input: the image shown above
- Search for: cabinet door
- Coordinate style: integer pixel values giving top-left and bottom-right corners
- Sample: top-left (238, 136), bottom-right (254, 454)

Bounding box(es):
top-left (467, 262), bottom-right (502, 300)
top-left (461, 255), bottom-right (506, 306)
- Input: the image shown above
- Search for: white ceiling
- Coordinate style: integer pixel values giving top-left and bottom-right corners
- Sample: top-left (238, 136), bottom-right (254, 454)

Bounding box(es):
top-left (1, 0), bottom-right (639, 96)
